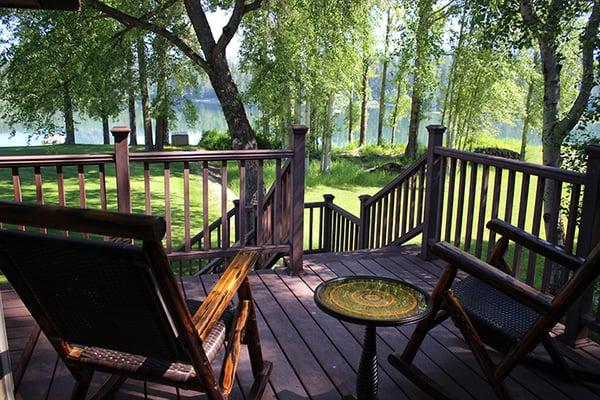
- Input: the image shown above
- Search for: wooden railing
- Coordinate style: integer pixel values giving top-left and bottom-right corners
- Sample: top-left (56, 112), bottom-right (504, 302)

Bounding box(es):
top-left (357, 154), bottom-right (428, 249)
top-left (304, 194), bottom-right (360, 254)
top-left (0, 125), bottom-right (308, 274)
top-left (421, 125), bottom-right (600, 345)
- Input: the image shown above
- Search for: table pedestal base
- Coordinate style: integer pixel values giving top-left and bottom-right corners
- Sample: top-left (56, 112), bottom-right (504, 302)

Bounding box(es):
top-left (355, 325), bottom-right (378, 400)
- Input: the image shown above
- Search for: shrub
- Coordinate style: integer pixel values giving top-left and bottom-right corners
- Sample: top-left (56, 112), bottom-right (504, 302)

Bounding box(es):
top-left (198, 129), bottom-right (282, 150)
top-left (198, 129), bottom-right (232, 150)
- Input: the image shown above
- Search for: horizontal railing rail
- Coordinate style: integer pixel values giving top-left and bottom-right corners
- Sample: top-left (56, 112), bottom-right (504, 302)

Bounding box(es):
top-left (0, 125), bottom-right (308, 275)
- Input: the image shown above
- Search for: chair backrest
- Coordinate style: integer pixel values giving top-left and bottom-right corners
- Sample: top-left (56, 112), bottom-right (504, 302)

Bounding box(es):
top-left (0, 201), bottom-right (192, 362)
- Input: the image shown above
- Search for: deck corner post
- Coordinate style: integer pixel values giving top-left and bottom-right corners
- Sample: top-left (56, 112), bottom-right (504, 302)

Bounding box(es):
top-left (111, 126), bottom-right (131, 213)
top-left (563, 144), bottom-right (600, 346)
top-left (290, 124), bottom-right (308, 274)
top-left (323, 194), bottom-right (335, 252)
top-left (358, 194), bottom-right (371, 249)
top-left (420, 124), bottom-right (446, 260)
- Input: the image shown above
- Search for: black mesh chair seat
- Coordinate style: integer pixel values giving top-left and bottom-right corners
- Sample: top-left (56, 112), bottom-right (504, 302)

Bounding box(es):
top-left (71, 300), bottom-right (235, 385)
top-left (452, 276), bottom-right (540, 353)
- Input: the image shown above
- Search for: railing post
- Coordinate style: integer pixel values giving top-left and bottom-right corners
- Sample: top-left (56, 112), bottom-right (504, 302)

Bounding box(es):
top-left (358, 195), bottom-right (371, 249)
top-left (420, 124), bottom-right (446, 260)
top-left (562, 144), bottom-right (600, 346)
top-left (322, 194), bottom-right (335, 252)
top-left (112, 126), bottom-right (131, 213)
top-left (289, 124), bottom-right (307, 274)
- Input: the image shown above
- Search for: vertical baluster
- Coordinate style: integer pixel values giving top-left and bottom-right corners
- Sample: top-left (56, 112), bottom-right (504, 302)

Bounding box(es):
top-left (526, 177), bottom-right (545, 285)
top-left (221, 161), bottom-right (229, 248)
top-left (12, 167), bottom-right (23, 231)
top-left (183, 161), bottom-right (191, 252)
top-left (309, 207), bottom-right (314, 251)
top-left (239, 160), bottom-right (247, 245)
top-left (144, 162), bottom-right (151, 215)
top-left (272, 159), bottom-right (281, 244)
top-left (369, 203), bottom-right (376, 248)
top-left (454, 160), bottom-right (467, 247)
top-left (417, 163), bottom-right (426, 225)
top-left (256, 160), bottom-right (264, 246)
top-left (375, 198), bottom-right (383, 248)
top-left (409, 174), bottom-right (416, 230)
top-left (436, 155), bottom-right (447, 242)
top-left (56, 166), bottom-right (68, 236)
top-left (487, 167), bottom-right (503, 260)
top-left (387, 188), bottom-right (395, 243)
top-left (504, 170), bottom-right (516, 224)
top-left (541, 180), bottom-right (562, 293)
top-left (475, 165), bottom-right (489, 258)
top-left (164, 162), bottom-right (172, 253)
top-left (98, 164), bottom-right (107, 211)
top-left (512, 173), bottom-right (531, 276)
top-left (34, 166), bottom-right (46, 233)
top-left (381, 194), bottom-right (389, 246)
top-left (401, 179), bottom-right (409, 235)
top-left (394, 184), bottom-right (401, 240)
top-left (444, 158), bottom-right (457, 242)
top-left (78, 165), bottom-right (88, 239)
top-left (319, 205), bottom-right (324, 250)
top-left (202, 161), bottom-right (209, 250)
top-left (564, 183), bottom-right (581, 252)
top-left (464, 162), bottom-right (478, 252)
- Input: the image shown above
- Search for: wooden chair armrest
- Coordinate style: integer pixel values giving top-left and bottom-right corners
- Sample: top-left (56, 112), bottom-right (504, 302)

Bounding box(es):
top-left (487, 219), bottom-right (584, 271)
top-left (192, 251), bottom-right (259, 341)
top-left (431, 241), bottom-right (553, 314)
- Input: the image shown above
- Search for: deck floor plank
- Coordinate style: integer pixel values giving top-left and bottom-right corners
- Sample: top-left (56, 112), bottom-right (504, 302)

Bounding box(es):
top-left (6, 246), bottom-right (600, 399)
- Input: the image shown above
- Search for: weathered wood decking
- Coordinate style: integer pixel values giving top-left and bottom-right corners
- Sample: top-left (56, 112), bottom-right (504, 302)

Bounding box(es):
top-left (6, 246), bottom-right (600, 399)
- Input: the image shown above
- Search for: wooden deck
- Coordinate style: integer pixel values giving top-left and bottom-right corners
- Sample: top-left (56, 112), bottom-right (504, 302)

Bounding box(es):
top-left (5, 245), bottom-right (600, 399)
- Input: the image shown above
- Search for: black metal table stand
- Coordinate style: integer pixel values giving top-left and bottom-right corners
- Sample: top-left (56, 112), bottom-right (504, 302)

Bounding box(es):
top-left (356, 325), bottom-right (378, 400)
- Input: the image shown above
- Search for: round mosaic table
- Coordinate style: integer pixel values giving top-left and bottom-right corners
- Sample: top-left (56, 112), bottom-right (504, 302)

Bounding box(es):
top-left (314, 276), bottom-right (431, 400)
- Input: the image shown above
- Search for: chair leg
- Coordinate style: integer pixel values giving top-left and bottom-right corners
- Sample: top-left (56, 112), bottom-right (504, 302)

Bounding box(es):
top-left (443, 291), bottom-right (510, 400)
top-left (541, 335), bottom-right (576, 382)
top-left (388, 353), bottom-right (458, 400)
top-left (70, 369), bottom-right (93, 400)
top-left (400, 266), bottom-right (457, 364)
top-left (239, 279), bottom-right (267, 378)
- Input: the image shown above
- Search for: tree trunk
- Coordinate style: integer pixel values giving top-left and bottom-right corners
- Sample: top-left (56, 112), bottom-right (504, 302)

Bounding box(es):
top-left (63, 83), bottom-right (75, 144)
top-left (208, 53), bottom-right (258, 201)
top-left (377, 7), bottom-right (393, 146)
top-left (390, 74), bottom-right (403, 145)
top-left (520, 73), bottom-right (535, 160)
top-left (294, 88), bottom-right (302, 124)
top-left (102, 113), bottom-right (110, 145)
top-left (359, 57), bottom-right (370, 146)
top-left (347, 90), bottom-right (354, 144)
top-left (136, 37), bottom-right (153, 150)
top-left (126, 47), bottom-right (137, 146)
top-left (405, 0), bottom-right (432, 159)
top-left (321, 95), bottom-right (334, 174)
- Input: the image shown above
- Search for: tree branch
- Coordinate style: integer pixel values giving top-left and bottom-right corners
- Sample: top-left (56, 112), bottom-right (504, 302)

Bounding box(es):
top-left (85, 0), bottom-right (210, 72)
top-left (214, 0), bottom-right (263, 56)
top-left (183, 0), bottom-right (217, 59)
top-left (558, 0), bottom-right (600, 134)
top-left (112, 0), bottom-right (180, 41)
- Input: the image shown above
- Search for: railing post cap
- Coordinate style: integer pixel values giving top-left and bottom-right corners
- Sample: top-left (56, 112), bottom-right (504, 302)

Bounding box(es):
top-left (323, 194), bottom-right (335, 202)
top-left (359, 194), bottom-right (371, 202)
top-left (426, 124), bottom-right (447, 134)
top-left (232, 199), bottom-right (240, 206)
top-left (111, 126), bottom-right (131, 141)
top-left (291, 124), bottom-right (309, 135)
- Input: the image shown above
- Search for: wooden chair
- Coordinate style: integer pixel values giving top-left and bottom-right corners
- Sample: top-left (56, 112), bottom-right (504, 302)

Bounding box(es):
top-left (389, 218), bottom-right (600, 400)
top-left (0, 200), bottom-right (272, 400)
